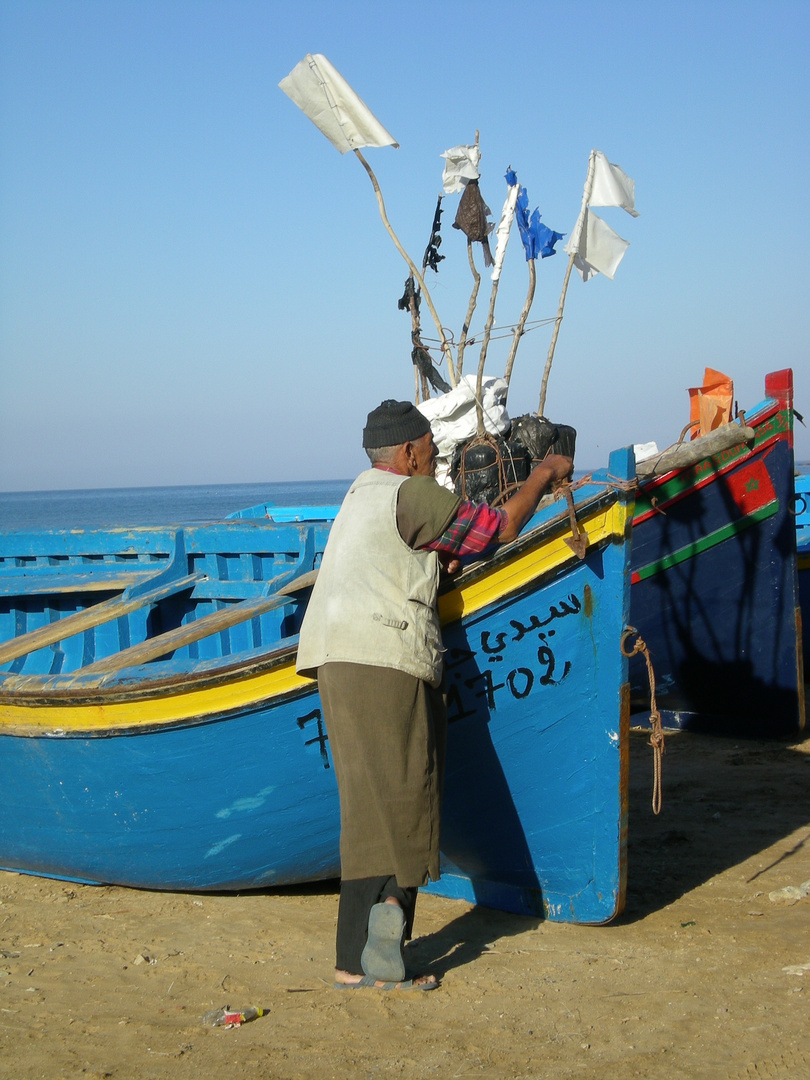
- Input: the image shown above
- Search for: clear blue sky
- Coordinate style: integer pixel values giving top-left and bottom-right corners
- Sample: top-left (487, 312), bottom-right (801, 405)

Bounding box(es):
top-left (2, 0), bottom-right (808, 492)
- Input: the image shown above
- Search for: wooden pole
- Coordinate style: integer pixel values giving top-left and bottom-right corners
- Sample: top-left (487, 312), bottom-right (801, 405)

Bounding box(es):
top-left (537, 253), bottom-right (574, 416)
top-left (354, 149), bottom-right (456, 388)
top-left (503, 258), bottom-right (536, 390)
top-left (475, 278), bottom-right (501, 436)
top-left (456, 240), bottom-right (481, 378)
top-left (454, 133), bottom-right (482, 381)
top-left (537, 150), bottom-right (596, 416)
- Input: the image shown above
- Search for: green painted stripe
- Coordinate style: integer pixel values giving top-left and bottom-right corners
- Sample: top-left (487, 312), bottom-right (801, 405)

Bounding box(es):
top-left (633, 502), bottom-right (779, 583)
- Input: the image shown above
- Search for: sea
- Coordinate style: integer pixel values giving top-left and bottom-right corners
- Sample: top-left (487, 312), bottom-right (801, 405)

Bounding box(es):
top-left (0, 480), bottom-right (353, 533)
top-left (3, 460), bottom-right (807, 533)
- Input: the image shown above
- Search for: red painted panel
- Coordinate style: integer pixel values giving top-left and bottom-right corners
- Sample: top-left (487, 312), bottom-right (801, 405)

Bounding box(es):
top-left (724, 458), bottom-right (777, 515)
top-left (765, 368), bottom-right (793, 409)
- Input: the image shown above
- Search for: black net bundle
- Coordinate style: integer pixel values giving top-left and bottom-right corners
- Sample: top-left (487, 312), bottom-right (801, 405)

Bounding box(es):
top-left (450, 434), bottom-right (530, 505)
top-left (450, 415), bottom-right (576, 505)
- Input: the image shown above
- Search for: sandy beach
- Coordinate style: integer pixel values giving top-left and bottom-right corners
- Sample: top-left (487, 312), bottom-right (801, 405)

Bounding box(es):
top-left (2, 728), bottom-right (809, 1080)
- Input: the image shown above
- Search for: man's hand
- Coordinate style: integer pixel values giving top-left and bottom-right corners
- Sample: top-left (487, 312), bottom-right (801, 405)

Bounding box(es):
top-left (439, 553), bottom-right (463, 576)
top-left (541, 454), bottom-right (575, 485)
top-left (497, 454), bottom-right (574, 544)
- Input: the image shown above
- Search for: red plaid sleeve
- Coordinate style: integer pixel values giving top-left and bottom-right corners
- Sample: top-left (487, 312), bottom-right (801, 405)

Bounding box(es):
top-left (423, 500), bottom-right (506, 556)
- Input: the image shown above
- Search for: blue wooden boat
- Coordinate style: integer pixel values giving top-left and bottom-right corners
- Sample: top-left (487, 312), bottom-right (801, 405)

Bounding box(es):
top-left (629, 369), bottom-right (805, 735)
top-left (0, 449), bottom-right (635, 924)
top-left (227, 502), bottom-right (343, 522)
top-left (797, 470), bottom-right (810, 677)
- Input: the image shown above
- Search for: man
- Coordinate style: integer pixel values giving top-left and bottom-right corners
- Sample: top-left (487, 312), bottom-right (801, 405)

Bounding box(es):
top-left (296, 399), bottom-right (572, 991)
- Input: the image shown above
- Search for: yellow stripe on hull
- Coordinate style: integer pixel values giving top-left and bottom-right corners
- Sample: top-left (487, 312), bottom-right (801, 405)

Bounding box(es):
top-left (439, 499), bottom-right (627, 623)
top-left (0, 498), bottom-right (629, 735)
top-left (0, 660), bottom-right (312, 734)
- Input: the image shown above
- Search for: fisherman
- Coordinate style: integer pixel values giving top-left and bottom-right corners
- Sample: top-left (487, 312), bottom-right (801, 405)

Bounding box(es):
top-left (296, 399), bottom-right (572, 991)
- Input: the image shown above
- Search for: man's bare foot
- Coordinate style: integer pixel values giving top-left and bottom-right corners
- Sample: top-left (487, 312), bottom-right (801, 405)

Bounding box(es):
top-left (334, 969), bottom-right (437, 990)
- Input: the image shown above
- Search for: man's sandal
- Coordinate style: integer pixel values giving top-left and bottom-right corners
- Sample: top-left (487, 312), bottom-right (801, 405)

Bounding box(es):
top-left (334, 975), bottom-right (437, 991)
top-left (361, 902), bottom-right (406, 982)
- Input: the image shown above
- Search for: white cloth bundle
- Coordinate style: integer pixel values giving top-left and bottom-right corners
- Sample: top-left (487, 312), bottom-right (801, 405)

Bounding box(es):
top-left (418, 375), bottom-right (511, 490)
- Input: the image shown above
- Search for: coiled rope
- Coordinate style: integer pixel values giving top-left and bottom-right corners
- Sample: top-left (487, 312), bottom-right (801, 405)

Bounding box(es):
top-left (621, 627), bottom-right (665, 815)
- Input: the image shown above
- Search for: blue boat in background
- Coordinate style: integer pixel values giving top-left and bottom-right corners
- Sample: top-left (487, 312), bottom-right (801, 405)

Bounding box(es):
top-left (227, 502), bottom-right (342, 522)
top-left (797, 470), bottom-right (810, 678)
top-left (0, 449), bottom-right (636, 924)
top-left (629, 369), bottom-right (805, 736)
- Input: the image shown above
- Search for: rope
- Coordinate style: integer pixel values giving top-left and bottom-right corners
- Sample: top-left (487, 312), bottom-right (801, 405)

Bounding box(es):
top-left (621, 627), bottom-right (665, 815)
top-left (457, 454), bottom-right (639, 514)
top-left (421, 316), bottom-right (558, 349)
top-left (560, 472), bottom-right (639, 495)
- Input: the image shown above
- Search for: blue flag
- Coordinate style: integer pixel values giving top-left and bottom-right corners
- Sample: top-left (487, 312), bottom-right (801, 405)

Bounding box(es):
top-left (512, 177), bottom-right (564, 261)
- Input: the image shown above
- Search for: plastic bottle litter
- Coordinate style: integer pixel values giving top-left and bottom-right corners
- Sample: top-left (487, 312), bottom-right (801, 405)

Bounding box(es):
top-left (202, 1006), bottom-right (266, 1028)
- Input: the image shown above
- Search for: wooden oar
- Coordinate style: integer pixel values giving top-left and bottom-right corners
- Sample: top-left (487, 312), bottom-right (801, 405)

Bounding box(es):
top-left (0, 573), bottom-right (204, 666)
top-left (79, 571), bottom-right (319, 676)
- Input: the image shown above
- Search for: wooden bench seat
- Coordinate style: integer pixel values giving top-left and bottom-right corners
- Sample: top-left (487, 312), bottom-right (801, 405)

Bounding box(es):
top-left (190, 579), bottom-right (279, 601)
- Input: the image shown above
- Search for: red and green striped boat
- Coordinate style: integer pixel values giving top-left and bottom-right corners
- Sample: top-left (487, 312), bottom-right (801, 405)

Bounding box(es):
top-left (797, 470), bottom-right (810, 679)
top-left (629, 369), bottom-right (805, 735)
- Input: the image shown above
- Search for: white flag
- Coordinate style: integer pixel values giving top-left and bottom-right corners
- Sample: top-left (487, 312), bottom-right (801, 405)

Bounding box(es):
top-left (589, 150), bottom-right (639, 217)
top-left (564, 149), bottom-right (637, 281)
top-left (569, 209), bottom-right (629, 281)
top-left (490, 182), bottom-right (519, 282)
top-left (279, 54), bottom-right (398, 154)
top-left (440, 144), bottom-right (481, 193)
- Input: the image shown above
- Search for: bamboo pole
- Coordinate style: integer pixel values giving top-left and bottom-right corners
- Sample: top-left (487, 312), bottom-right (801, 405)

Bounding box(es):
top-left (537, 253), bottom-right (574, 416)
top-left (537, 150), bottom-right (596, 416)
top-left (474, 278), bottom-right (501, 435)
top-left (354, 149), bottom-right (456, 388)
top-left (456, 240), bottom-right (481, 378)
top-left (503, 258), bottom-right (536, 390)
top-left (473, 175), bottom-right (518, 430)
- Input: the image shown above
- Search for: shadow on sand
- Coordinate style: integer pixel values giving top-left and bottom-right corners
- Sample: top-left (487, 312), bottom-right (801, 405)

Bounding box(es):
top-left (620, 726), bottom-right (810, 921)
top-left (412, 727), bottom-right (810, 975)
top-left (264, 727), bottom-right (810, 979)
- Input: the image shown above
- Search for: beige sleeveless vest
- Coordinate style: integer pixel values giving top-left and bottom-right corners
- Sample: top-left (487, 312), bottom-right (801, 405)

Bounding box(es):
top-left (296, 469), bottom-right (444, 687)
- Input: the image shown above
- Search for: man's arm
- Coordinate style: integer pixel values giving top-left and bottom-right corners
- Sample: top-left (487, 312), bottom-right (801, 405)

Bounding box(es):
top-left (403, 453), bottom-right (573, 563)
top-left (496, 454), bottom-right (573, 544)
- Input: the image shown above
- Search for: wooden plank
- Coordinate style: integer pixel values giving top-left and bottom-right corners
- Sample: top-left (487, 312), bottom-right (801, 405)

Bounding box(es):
top-left (0, 569), bottom-right (163, 597)
top-left (0, 573), bottom-right (205, 665)
top-left (79, 592), bottom-right (291, 675)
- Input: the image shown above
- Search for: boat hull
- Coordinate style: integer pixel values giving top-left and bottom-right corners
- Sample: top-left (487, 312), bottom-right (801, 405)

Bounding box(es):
top-left (797, 472), bottom-right (810, 677)
top-left (0, 451), bottom-right (635, 923)
top-left (629, 370), bottom-right (805, 735)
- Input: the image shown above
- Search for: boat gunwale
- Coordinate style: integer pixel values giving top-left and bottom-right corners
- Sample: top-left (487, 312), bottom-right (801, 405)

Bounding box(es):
top-left (0, 483), bottom-right (630, 718)
top-left (633, 399), bottom-right (790, 524)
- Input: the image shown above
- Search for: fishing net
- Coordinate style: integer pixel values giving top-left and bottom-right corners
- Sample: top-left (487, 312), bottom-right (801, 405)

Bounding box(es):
top-left (450, 417), bottom-right (577, 506)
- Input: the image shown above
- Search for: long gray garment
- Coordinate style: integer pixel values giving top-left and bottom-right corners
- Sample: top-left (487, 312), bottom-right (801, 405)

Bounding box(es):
top-left (318, 662), bottom-right (447, 889)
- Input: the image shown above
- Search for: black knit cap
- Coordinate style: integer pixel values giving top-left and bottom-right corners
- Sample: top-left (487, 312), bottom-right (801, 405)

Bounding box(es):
top-left (362, 399), bottom-right (431, 449)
